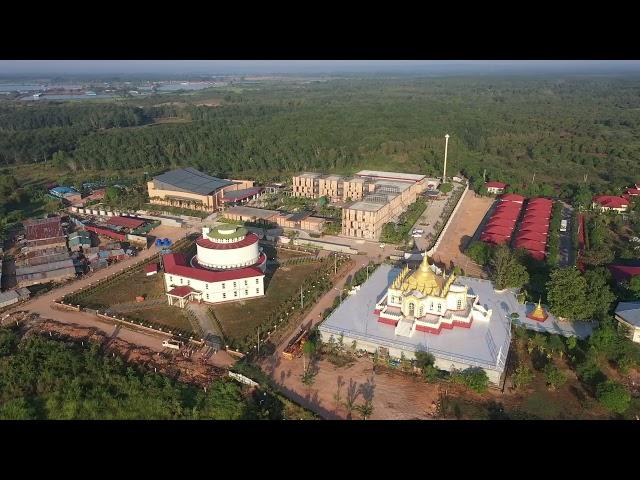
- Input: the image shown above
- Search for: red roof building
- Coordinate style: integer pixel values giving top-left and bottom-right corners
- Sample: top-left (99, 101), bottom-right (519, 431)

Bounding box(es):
top-left (608, 264), bottom-right (640, 283)
top-left (484, 225), bottom-right (515, 237)
top-left (500, 193), bottom-right (525, 203)
top-left (626, 188), bottom-right (640, 196)
top-left (164, 253), bottom-right (264, 283)
top-left (485, 181), bottom-right (507, 194)
top-left (107, 216), bottom-right (146, 229)
top-left (520, 223), bottom-right (550, 234)
top-left (592, 195), bottom-right (630, 212)
top-left (145, 263), bottom-right (158, 276)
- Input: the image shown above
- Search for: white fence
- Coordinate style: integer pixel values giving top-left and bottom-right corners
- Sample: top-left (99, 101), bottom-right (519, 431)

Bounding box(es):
top-left (228, 371), bottom-right (259, 387)
top-left (428, 182), bottom-right (469, 256)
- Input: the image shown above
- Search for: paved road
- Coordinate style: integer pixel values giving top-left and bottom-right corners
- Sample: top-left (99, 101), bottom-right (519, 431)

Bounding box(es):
top-left (558, 202), bottom-right (574, 267)
top-left (411, 184), bottom-right (464, 252)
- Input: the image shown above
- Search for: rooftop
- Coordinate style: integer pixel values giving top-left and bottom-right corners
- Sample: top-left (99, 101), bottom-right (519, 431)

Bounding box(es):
top-left (320, 265), bottom-right (512, 371)
top-left (224, 206), bottom-right (278, 220)
top-left (222, 187), bottom-right (264, 202)
top-left (355, 170), bottom-right (426, 183)
top-left (615, 302), bottom-right (640, 327)
top-left (107, 216), bottom-right (146, 229)
top-left (346, 200), bottom-right (386, 212)
top-left (153, 167), bottom-right (235, 195)
top-left (23, 216), bottom-right (64, 241)
top-left (164, 253), bottom-right (264, 283)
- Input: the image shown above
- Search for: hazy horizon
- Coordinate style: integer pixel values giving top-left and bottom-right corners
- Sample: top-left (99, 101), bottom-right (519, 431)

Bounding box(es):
top-left (1, 60), bottom-right (640, 77)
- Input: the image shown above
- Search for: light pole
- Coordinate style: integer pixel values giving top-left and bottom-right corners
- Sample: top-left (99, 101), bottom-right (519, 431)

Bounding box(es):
top-left (443, 134), bottom-right (450, 184)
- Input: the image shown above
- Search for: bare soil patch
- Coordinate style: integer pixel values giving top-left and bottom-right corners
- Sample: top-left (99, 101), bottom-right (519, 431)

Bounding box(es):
top-left (433, 192), bottom-right (493, 278)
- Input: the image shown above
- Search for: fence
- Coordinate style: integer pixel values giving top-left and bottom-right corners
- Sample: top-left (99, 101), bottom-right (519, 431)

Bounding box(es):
top-left (319, 322), bottom-right (509, 373)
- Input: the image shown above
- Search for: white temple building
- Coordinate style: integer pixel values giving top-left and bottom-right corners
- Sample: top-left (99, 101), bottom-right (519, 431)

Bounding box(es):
top-left (319, 253), bottom-right (511, 385)
top-left (162, 224), bottom-right (267, 307)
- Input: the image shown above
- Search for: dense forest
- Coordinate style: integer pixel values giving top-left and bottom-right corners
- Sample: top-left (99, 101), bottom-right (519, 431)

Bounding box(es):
top-left (0, 328), bottom-right (310, 420)
top-left (2, 76), bottom-right (640, 194)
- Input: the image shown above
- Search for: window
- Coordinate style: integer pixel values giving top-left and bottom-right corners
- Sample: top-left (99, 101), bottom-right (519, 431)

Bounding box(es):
top-left (205, 284), bottom-right (209, 290)
top-left (169, 276), bottom-right (173, 282)
top-left (419, 306), bottom-right (424, 316)
top-left (206, 294), bottom-right (209, 300)
top-left (457, 299), bottom-right (462, 310)
top-left (256, 288), bottom-right (260, 294)
top-left (187, 280), bottom-right (190, 286)
top-left (244, 280), bottom-right (248, 286)
top-left (256, 278), bottom-right (259, 284)
top-left (245, 290), bottom-right (248, 295)
top-left (222, 293), bottom-right (226, 299)
top-left (437, 303), bottom-right (442, 312)
top-left (234, 291), bottom-right (238, 297)
top-left (180, 278), bottom-right (183, 284)
top-left (429, 302), bottom-right (433, 310)
top-left (222, 283), bottom-right (225, 289)
top-left (233, 282), bottom-right (237, 288)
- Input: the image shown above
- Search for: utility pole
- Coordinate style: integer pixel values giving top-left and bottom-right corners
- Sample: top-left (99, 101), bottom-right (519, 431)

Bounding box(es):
top-left (334, 253), bottom-right (337, 275)
top-left (443, 134), bottom-right (450, 184)
top-left (532, 172), bottom-right (536, 183)
top-left (257, 326), bottom-right (260, 356)
top-left (300, 284), bottom-right (304, 309)
top-left (482, 168), bottom-right (486, 182)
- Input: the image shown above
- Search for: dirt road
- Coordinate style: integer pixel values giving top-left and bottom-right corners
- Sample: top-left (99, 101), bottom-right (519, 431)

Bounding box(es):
top-left (432, 192), bottom-right (493, 278)
top-left (4, 224), bottom-right (236, 370)
top-left (262, 353), bottom-right (440, 420)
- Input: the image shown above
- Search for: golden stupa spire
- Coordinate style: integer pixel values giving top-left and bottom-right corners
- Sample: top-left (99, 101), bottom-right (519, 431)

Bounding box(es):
top-left (527, 297), bottom-right (549, 322)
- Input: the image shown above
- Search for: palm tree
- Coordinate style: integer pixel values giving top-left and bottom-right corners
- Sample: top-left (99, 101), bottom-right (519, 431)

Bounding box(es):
top-left (356, 401), bottom-right (374, 420)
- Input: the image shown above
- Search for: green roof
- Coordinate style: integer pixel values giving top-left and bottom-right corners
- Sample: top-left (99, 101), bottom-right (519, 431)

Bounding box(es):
top-left (207, 224), bottom-right (248, 240)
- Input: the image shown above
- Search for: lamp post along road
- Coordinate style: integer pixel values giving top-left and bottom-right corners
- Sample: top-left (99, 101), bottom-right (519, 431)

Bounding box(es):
top-left (443, 134), bottom-right (450, 184)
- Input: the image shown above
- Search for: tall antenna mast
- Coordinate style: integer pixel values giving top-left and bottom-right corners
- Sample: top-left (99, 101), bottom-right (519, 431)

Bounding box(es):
top-left (443, 134), bottom-right (450, 184)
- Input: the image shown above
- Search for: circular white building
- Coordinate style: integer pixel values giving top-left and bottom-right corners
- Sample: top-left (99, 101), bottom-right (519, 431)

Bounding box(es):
top-left (193, 224), bottom-right (266, 271)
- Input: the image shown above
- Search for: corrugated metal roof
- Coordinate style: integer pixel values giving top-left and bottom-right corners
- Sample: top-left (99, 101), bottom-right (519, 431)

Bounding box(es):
top-left (615, 302), bottom-right (640, 327)
top-left (153, 167), bottom-right (235, 195)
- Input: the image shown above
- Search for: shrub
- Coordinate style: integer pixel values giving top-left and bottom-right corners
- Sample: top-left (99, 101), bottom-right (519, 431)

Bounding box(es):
top-left (543, 364), bottom-right (567, 390)
top-left (414, 351), bottom-right (435, 369)
top-left (596, 381), bottom-right (631, 414)
top-left (452, 367), bottom-right (489, 393)
top-left (512, 365), bottom-right (534, 390)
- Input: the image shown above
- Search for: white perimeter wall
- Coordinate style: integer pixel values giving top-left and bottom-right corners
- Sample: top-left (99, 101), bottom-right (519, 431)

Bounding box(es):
top-left (319, 329), bottom-right (502, 385)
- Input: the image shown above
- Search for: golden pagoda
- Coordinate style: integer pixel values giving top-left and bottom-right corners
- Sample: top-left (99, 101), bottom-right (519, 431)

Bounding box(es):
top-left (526, 298), bottom-right (549, 322)
top-left (398, 253), bottom-right (447, 297)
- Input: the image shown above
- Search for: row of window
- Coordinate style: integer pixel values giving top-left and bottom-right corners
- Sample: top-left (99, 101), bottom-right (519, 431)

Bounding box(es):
top-left (407, 299), bottom-right (463, 316)
top-left (204, 288), bottom-right (261, 300)
top-left (168, 276), bottom-right (260, 289)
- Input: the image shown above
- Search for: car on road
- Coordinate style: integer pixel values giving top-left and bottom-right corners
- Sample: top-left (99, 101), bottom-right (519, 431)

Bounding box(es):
top-left (560, 219), bottom-right (568, 232)
top-left (162, 339), bottom-right (183, 350)
top-left (379, 243), bottom-right (386, 249)
top-left (413, 229), bottom-right (424, 235)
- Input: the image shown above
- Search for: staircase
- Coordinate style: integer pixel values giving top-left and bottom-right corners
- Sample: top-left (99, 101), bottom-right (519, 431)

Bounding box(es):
top-left (395, 317), bottom-right (415, 337)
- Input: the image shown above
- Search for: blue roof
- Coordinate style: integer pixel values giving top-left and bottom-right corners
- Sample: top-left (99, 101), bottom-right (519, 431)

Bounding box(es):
top-left (49, 186), bottom-right (78, 196)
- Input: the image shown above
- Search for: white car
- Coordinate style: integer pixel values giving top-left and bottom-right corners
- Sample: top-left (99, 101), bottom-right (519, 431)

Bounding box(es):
top-left (379, 243), bottom-right (386, 249)
top-left (413, 229), bottom-right (424, 235)
top-left (162, 339), bottom-right (183, 350)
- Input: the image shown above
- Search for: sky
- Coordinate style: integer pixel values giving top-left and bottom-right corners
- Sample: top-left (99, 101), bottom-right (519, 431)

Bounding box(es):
top-left (1, 60), bottom-right (640, 76)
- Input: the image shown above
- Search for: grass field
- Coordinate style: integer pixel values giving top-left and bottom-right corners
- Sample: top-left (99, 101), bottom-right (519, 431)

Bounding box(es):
top-left (80, 269), bottom-right (165, 307)
top-left (211, 261), bottom-right (320, 341)
top-left (126, 305), bottom-right (193, 333)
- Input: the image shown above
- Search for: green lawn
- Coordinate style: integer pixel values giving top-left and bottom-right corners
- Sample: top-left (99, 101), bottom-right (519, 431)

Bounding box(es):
top-left (126, 306), bottom-right (193, 333)
top-left (211, 261), bottom-right (320, 341)
top-left (79, 269), bottom-right (165, 308)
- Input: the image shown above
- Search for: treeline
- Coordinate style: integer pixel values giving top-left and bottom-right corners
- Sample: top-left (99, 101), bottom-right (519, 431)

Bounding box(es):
top-left (2, 77), bottom-right (640, 192)
top-left (0, 329), bottom-right (307, 420)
